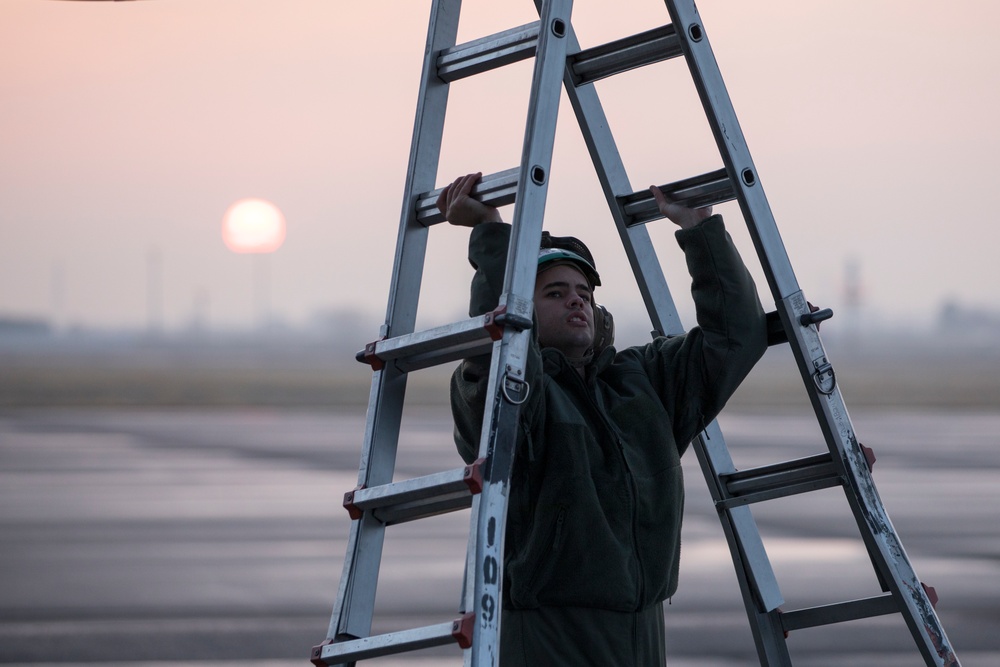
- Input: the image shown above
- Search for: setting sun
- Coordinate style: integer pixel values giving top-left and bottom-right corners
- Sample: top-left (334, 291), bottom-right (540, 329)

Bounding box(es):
top-left (221, 198), bottom-right (286, 253)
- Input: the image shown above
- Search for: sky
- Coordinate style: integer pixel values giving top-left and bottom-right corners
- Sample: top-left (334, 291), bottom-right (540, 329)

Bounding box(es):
top-left (2, 0), bottom-right (999, 338)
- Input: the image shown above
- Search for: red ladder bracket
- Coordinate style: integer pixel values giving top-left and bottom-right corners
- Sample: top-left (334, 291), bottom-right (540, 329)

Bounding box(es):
top-left (310, 638), bottom-right (334, 667)
top-left (343, 486), bottom-right (365, 520)
top-left (484, 304), bottom-right (533, 340)
top-left (463, 458), bottom-right (486, 494)
top-left (860, 443), bottom-right (877, 471)
top-left (360, 339), bottom-right (385, 371)
top-left (922, 582), bottom-right (939, 608)
top-left (451, 611), bottom-right (475, 649)
top-left (483, 305), bottom-right (507, 341)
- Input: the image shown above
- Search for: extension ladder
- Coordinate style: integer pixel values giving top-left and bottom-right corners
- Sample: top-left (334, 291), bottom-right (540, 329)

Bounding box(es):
top-left (311, 1), bottom-right (961, 665)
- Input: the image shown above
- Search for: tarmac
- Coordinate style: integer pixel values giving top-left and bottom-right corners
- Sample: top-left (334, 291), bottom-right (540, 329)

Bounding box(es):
top-left (1, 406), bottom-right (998, 666)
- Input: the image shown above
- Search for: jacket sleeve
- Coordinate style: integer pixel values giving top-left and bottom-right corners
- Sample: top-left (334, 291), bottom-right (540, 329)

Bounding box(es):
top-left (449, 222), bottom-right (544, 463)
top-left (634, 214), bottom-right (767, 450)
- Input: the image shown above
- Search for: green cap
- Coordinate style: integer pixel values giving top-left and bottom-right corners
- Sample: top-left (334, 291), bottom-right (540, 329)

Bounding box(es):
top-left (537, 246), bottom-right (601, 288)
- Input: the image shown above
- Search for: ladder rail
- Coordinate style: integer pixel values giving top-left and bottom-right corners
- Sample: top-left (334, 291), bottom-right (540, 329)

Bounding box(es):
top-left (463, 3), bottom-right (576, 665)
top-left (325, 0), bottom-right (462, 648)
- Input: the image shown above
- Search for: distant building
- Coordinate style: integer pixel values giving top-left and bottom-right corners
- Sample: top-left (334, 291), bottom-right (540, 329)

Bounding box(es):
top-left (0, 316), bottom-right (52, 338)
top-left (936, 300), bottom-right (1000, 343)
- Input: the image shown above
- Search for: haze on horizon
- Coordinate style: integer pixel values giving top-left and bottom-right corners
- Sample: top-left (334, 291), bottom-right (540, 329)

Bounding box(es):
top-left (2, 0), bottom-right (998, 337)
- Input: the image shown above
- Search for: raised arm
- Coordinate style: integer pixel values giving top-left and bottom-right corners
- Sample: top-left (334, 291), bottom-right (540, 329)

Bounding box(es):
top-left (632, 212), bottom-right (767, 450)
top-left (442, 173), bottom-right (511, 462)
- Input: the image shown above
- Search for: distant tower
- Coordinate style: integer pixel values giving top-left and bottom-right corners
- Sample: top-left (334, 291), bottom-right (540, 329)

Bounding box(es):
top-left (190, 287), bottom-right (210, 333)
top-left (253, 254), bottom-right (270, 331)
top-left (842, 257), bottom-right (863, 341)
top-left (50, 260), bottom-right (66, 332)
top-left (147, 246), bottom-right (164, 334)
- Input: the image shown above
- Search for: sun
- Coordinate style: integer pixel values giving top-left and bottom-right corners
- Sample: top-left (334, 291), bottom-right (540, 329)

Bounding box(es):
top-left (222, 198), bottom-right (286, 253)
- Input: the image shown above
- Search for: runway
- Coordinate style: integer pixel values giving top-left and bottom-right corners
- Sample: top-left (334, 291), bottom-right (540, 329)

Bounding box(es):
top-left (1, 406), bottom-right (997, 666)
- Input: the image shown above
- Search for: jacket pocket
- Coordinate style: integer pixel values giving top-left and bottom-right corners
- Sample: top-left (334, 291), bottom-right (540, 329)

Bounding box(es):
top-left (519, 506), bottom-right (566, 599)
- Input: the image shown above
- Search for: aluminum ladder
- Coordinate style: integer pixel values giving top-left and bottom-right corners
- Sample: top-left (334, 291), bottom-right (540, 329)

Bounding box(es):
top-left (311, 1), bottom-right (961, 665)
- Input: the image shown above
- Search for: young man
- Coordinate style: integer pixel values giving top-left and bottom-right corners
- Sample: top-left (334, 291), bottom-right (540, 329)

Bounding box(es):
top-left (438, 172), bottom-right (767, 666)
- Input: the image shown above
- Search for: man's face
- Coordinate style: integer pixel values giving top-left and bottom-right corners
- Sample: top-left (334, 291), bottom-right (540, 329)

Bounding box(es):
top-left (533, 263), bottom-right (595, 358)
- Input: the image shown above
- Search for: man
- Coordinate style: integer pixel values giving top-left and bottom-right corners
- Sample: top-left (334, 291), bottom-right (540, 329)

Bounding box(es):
top-left (438, 172), bottom-right (767, 666)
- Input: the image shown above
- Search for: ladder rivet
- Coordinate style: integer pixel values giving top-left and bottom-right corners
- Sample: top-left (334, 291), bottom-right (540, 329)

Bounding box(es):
top-left (551, 19), bottom-right (566, 38)
top-left (531, 166), bottom-right (546, 185)
top-left (688, 24), bottom-right (703, 42)
top-left (741, 168), bottom-right (756, 187)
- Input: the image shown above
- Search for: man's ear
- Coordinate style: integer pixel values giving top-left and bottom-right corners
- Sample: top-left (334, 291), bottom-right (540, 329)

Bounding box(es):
top-left (592, 304), bottom-right (615, 354)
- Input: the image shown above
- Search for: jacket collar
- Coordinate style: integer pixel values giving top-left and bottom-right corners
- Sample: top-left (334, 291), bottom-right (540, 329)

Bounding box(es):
top-left (541, 345), bottom-right (617, 381)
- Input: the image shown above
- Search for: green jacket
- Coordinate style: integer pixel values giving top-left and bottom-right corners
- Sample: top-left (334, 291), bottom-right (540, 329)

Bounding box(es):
top-left (451, 215), bottom-right (766, 615)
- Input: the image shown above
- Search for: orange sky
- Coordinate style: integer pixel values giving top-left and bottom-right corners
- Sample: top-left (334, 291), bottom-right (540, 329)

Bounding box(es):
top-left (1, 0), bottom-right (998, 334)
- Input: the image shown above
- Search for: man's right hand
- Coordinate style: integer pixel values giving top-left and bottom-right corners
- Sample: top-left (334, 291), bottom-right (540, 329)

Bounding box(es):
top-left (436, 172), bottom-right (503, 227)
top-left (649, 184), bottom-right (712, 230)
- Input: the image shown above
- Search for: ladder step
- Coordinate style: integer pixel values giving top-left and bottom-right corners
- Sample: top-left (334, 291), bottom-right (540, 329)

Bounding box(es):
top-left (423, 168), bottom-right (733, 229)
top-left (570, 24), bottom-right (683, 85)
top-left (437, 20), bottom-right (683, 87)
top-left (344, 459), bottom-right (485, 525)
top-left (417, 168), bottom-right (520, 227)
top-left (312, 614), bottom-right (474, 665)
top-left (620, 168), bottom-right (735, 226)
top-left (357, 307), bottom-right (530, 373)
top-left (717, 452), bottom-right (842, 509)
top-left (437, 22), bottom-right (540, 83)
top-left (779, 593), bottom-right (899, 632)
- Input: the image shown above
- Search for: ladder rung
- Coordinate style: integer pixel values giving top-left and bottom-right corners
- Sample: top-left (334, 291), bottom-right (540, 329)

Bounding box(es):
top-left (312, 614), bottom-right (474, 665)
top-left (717, 453), bottom-right (842, 509)
top-left (779, 593), bottom-right (899, 632)
top-left (437, 22), bottom-right (683, 90)
top-left (437, 22), bottom-right (540, 83)
top-left (570, 24), bottom-right (683, 85)
top-left (358, 310), bottom-right (516, 373)
top-left (620, 168), bottom-right (736, 227)
top-left (416, 168), bottom-right (520, 227)
top-left (344, 459), bottom-right (484, 525)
